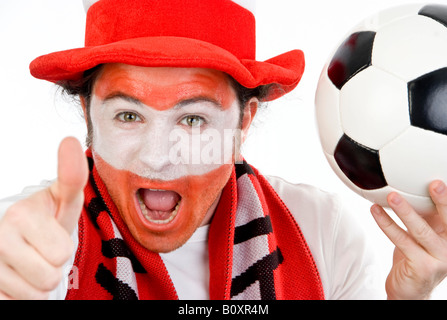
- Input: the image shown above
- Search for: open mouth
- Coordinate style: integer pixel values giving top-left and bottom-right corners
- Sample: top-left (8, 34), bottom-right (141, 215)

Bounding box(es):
top-left (137, 189), bottom-right (182, 224)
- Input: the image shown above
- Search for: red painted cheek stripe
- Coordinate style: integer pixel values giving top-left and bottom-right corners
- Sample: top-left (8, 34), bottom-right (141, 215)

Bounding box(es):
top-left (94, 152), bottom-right (232, 196)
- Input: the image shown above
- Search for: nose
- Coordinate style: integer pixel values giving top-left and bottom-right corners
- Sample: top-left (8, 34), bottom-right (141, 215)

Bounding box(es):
top-left (138, 123), bottom-right (173, 173)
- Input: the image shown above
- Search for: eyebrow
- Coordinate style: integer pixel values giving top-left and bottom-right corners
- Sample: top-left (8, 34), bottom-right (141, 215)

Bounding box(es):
top-left (101, 92), bottom-right (223, 109)
top-left (102, 92), bottom-right (143, 105)
top-left (175, 97), bottom-right (223, 110)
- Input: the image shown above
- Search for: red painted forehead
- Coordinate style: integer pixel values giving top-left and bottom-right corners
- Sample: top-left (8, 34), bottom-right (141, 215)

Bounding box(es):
top-left (93, 64), bottom-right (237, 110)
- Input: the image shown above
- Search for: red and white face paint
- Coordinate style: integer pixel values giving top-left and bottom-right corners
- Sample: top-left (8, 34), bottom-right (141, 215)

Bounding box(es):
top-left (88, 64), bottom-right (248, 252)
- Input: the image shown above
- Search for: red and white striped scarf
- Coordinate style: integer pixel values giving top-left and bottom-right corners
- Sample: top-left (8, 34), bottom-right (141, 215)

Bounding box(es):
top-left (65, 152), bottom-right (324, 300)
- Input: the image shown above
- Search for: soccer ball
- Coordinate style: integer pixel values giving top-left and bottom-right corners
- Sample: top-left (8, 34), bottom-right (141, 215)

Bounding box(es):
top-left (315, 4), bottom-right (447, 214)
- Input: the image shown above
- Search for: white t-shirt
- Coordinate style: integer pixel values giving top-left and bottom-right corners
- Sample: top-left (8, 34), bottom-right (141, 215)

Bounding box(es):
top-left (0, 176), bottom-right (384, 300)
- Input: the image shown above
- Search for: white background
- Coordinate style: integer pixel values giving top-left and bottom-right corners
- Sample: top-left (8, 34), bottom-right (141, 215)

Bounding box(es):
top-left (0, 0), bottom-right (446, 299)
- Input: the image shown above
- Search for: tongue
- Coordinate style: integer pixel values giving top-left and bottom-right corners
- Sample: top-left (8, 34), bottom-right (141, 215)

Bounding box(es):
top-left (140, 189), bottom-right (180, 212)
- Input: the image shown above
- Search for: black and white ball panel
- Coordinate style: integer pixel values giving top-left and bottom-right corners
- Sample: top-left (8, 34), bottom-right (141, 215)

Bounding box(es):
top-left (380, 126), bottom-right (447, 197)
top-left (409, 67), bottom-right (447, 136)
top-left (419, 4), bottom-right (447, 28)
top-left (334, 134), bottom-right (387, 190)
top-left (339, 66), bottom-right (410, 150)
top-left (328, 31), bottom-right (375, 90)
top-left (372, 13), bottom-right (447, 82)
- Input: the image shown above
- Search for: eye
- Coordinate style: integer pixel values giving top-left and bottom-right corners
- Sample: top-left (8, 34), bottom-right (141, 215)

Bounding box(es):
top-left (116, 112), bottom-right (142, 123)
top-left (181, 115), bottom-right (206, 127)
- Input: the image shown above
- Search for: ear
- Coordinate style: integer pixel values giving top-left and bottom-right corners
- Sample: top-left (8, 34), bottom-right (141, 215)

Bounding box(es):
top-left (240, 97), bottom-right (259, 143)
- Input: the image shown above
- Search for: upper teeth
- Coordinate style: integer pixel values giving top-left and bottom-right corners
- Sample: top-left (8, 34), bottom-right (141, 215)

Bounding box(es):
top-left (137, 193), bottom-right (181, 224)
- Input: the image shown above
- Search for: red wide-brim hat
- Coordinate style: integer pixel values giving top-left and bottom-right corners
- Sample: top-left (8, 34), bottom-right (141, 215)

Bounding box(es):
top-left (29, 0), bottom-right (305, 101)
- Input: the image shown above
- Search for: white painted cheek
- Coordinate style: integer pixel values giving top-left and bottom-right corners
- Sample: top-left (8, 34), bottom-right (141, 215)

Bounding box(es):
top-left (216, 101), bottom-right (242, 164)
top-left (198, 127), bottom-right (239, 165)
top-left (165, 128), bottom-right (227, 177)
top-left (167, 101), bottom-right (242, 176)
top-left (90, 100), bottom-right (142, 171)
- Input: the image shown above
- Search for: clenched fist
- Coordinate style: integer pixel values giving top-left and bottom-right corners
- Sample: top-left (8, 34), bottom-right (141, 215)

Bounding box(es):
top-left (0, 137), bottom-right (88, 299)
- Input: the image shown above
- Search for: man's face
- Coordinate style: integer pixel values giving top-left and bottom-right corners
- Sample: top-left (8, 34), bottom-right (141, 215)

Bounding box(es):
top-left (86, 64), bottom-right (252, 253)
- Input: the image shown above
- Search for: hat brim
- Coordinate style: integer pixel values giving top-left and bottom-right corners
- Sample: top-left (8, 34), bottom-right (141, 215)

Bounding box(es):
top-left (29, 36), bottom-right (304, 101)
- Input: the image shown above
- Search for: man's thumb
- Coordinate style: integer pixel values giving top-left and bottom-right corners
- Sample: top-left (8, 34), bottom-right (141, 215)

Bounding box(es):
top-left (50, 137), bottom-right (89, 233)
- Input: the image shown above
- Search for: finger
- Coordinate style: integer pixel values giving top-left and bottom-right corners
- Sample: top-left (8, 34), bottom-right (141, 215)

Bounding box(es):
top-left (371, 204), bottom-right (426, 261)
top-left (50, 137), bottom-right (89, 233)
top-left (18, 200), bottom-right (74, 267)
top-left (387, 192), bottom-right (446, 259)
top-left (0, 290), bottom-right (12, 300)
top-left (0, 230), bottom-right (62, 292)
top-left (429, 181), bottom-right (447, 225)
top-left (5, 195), bottom-right (74, 267)
top-left (55, 137), bottom-right (89, 203)
top-left (0, 262), bottom-right (49, 300)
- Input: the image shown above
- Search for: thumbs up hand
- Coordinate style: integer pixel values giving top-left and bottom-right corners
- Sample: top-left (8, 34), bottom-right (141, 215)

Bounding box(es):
top-left (0, 137), bottom-right (88, 300)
